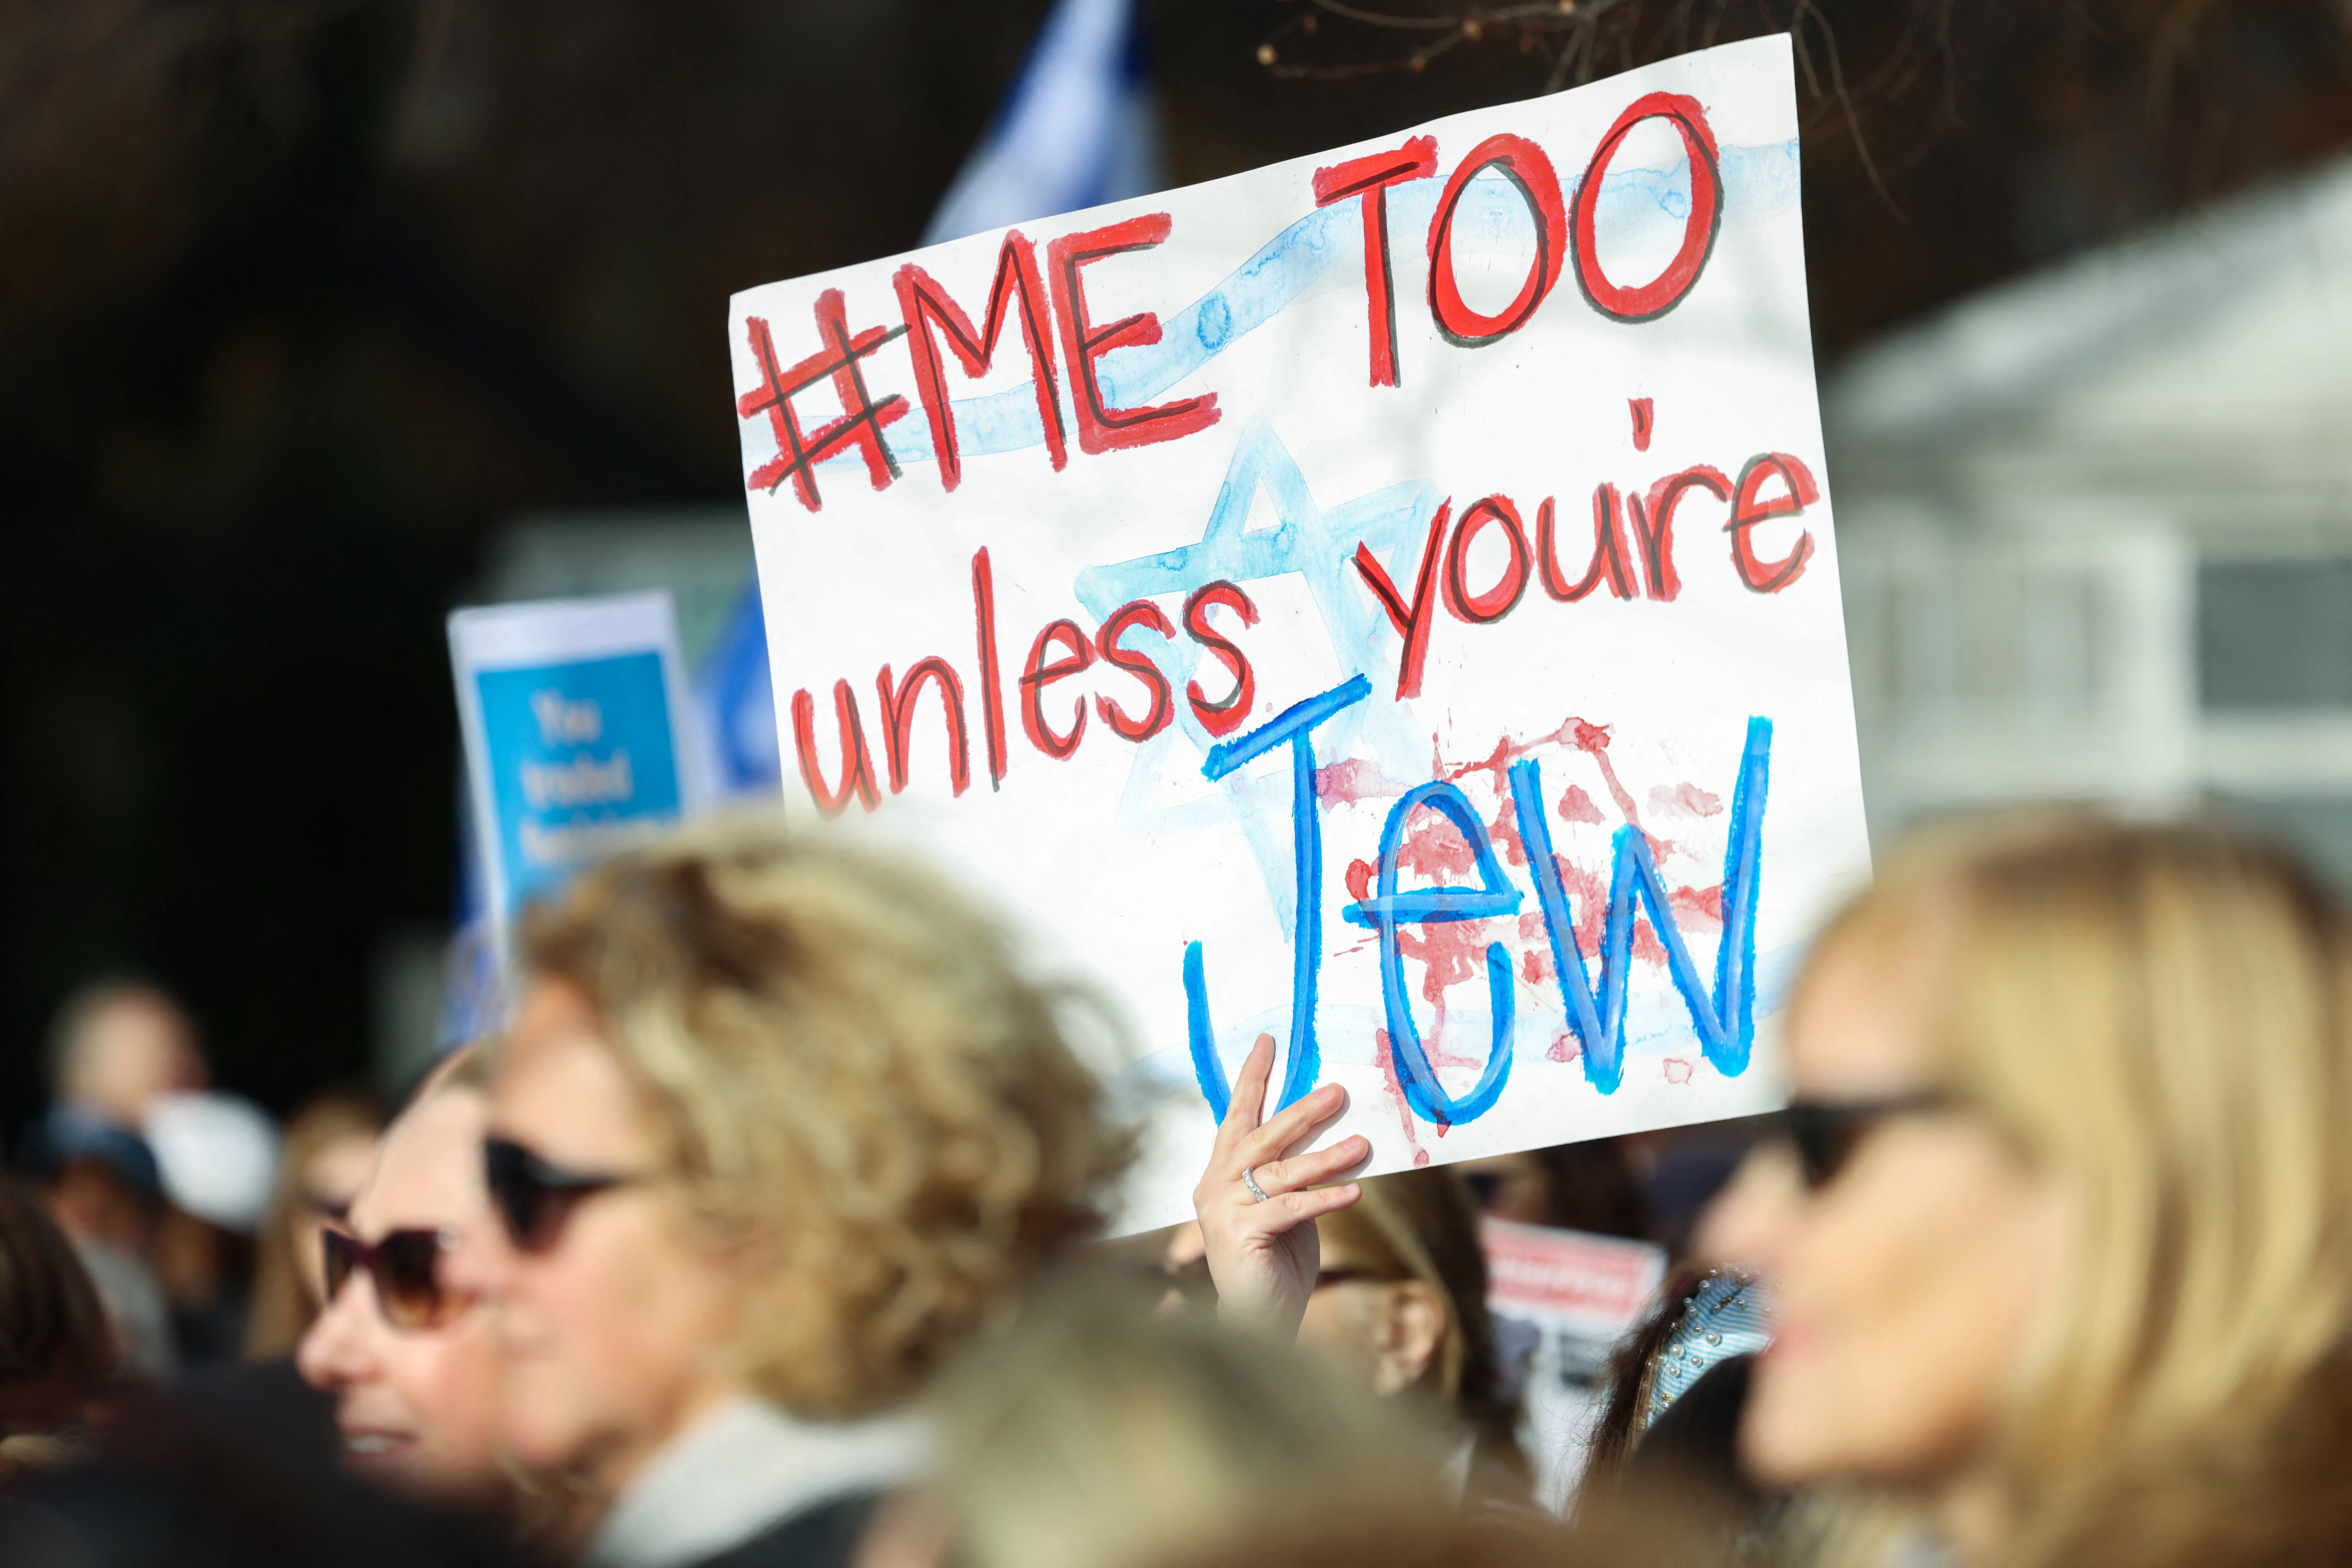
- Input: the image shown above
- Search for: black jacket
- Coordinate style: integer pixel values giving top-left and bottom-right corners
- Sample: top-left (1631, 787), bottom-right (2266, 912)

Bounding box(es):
top-left (688, 1490), bottom-right (882, 1568)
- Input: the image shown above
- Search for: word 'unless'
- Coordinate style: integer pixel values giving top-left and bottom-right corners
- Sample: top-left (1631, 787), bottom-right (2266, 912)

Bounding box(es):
top-left (787, 446), bottom-right (1817, 815)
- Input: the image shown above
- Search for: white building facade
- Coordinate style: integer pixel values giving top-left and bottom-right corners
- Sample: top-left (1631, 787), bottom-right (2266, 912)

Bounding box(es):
top-left (1825, 156), bottom-right (2352, 880)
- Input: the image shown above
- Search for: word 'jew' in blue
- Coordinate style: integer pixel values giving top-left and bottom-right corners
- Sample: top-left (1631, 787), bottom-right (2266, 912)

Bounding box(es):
top-left (1188, 708), bottom-right (1772, 1124)
top-left (1511, 716), bottom-right (1772, 1093)
top-left (1185, 675), bottom-right (1373, 1120)
top-left (1341, 782), bottom-right (1523, 1127)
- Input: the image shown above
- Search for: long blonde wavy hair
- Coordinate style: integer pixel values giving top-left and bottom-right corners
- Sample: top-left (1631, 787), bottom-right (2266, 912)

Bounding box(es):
top-left (1798, 814), bottom-right (2352, 1563)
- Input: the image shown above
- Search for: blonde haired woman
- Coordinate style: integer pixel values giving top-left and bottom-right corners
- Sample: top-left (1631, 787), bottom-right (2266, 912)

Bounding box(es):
top-left (444, 820), bottom-right (1127, 1568)
top-left (297, 1049), bottom-right (512, 1512)
top-left (1700, 815), bottom-right (2352, 1568)
top-left (898, 1284), bottom-right (1463, 1568)
top-left (1296, 1171), bottom-right (1524, 1500)
top-left (244, 1085), bottom-right (383, 1360)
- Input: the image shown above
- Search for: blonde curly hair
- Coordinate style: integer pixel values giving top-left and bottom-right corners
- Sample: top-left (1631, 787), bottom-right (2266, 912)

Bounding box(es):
top-left (514, 815), bottom-right (1131, 1417)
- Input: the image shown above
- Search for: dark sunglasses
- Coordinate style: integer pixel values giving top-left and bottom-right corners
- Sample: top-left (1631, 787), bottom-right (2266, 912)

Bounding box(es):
top-left (1312, 1267), bottom-right (1406, 1290)
top-left (1785, 1092), bottom-right (1953, 1190)
top-left (483, 1137), bottom-right (640, 1254)
top-left (322, 1227), bottom-right (459, 1331)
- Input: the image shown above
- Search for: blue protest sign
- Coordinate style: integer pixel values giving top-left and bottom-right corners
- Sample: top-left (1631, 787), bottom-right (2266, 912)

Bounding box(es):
top-left (476, 651), bottom-right (682, 909)
top-left (449, 592), bottom-right (706, 942)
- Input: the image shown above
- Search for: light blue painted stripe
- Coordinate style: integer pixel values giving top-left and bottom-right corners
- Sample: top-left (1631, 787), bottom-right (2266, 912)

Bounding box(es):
top-left (809, 140), bottom-right (1801, 474)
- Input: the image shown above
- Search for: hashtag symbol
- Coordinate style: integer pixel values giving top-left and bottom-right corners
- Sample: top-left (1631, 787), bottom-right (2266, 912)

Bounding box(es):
top-left (737, 289), bottom-right (910, 513)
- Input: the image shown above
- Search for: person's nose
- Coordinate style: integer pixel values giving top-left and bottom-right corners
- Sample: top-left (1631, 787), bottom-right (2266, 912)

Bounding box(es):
top-left (294, 1272), bottom-right (381, 1394)
top-left (1692, 1137), bottom-right (1802, 1273)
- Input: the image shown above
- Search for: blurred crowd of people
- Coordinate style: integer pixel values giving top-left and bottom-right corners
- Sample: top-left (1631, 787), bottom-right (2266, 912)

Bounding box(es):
top-left (8, 976), bottom-right (385, 1380)
top-left (0, 809), bottom-right (2348, 1568)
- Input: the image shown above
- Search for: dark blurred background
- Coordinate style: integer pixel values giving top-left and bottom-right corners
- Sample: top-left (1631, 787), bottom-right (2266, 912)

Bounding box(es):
top-left (6, 0), bottom-right (2351, 1125)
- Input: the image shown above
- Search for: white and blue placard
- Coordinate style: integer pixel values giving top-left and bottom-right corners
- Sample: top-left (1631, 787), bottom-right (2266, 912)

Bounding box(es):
top-left (728, 38), bottom-right (1872, 1232)
top-left (449, 592), bottom-right (708, 942)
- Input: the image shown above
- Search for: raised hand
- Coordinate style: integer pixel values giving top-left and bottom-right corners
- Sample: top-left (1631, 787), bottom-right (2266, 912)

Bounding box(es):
top-left (1190, 1033), bottom-right (1371, 1336)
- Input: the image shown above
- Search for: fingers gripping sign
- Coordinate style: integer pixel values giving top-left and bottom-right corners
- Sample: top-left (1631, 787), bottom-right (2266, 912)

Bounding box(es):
top-left (1191, 1033), bottom-right (1371, 1335)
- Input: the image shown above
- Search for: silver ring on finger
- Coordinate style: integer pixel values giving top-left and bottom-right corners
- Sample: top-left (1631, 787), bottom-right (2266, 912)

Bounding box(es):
top-left (1240, 1166), bottom-right (1271, 1203)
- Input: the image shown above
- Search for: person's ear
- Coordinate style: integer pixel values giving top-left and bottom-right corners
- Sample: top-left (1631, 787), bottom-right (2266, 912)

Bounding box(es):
top-left (1369, 1280), bottom-right (1448, 1397)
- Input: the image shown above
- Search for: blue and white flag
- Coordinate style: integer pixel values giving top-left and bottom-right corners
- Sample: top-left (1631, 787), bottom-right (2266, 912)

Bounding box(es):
top-left (694, 577), bottom-right (783, 795)
top-left (922, 0), bottom-right (1163, 246)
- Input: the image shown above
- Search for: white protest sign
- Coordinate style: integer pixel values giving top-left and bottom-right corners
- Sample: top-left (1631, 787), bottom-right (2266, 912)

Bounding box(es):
top-left (1483, 1217), bottom-right (1668, 1508)
top-left (450, 593), bottom-right (708, 945)
top-left (729, 36), bottom-right (1870, 1232)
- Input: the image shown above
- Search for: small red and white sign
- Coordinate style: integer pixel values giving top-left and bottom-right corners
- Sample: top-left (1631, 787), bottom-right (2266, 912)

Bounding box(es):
top-left (1483, 1217), bottom-right (1666, 1337)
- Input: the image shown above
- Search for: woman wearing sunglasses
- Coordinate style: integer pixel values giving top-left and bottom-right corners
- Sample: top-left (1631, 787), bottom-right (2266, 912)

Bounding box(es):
top-left (1697, 816), bottom-right (2352, 1568)
top-left (296, 1049), bottom-right (511, 1511)
top-left (442, 822), bottom-right (1126, 1568)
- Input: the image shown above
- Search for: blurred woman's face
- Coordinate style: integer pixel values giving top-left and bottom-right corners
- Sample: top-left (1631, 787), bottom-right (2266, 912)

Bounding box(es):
top-left (452, 979), bottom-right (749, 1497)
top-left (1700, 935), bottom-right (2070, 1490)
top-left (1296, 1220), bottom-right (1446, 1399)
top-left (295, 1090), bottom-right (506, 1506)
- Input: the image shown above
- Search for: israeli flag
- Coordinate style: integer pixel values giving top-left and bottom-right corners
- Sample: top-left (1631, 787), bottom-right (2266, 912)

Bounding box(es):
top-left (923, 0), bottom-right (1165, 246)
top-left (683, 0), bottom-right (1163, 813)
top-left (694, 577), bottom-right (782, 796)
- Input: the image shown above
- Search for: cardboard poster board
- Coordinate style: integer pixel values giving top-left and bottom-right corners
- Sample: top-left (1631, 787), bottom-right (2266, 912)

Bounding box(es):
top-left (450, 593), bottom-right (707, 945)
top-left (728, 36), bottom-right (1871, 1230)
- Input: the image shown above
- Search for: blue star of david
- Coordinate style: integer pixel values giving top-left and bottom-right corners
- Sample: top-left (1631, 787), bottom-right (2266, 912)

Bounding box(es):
top-left (1071, 424), bottom-right (1439, 925)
